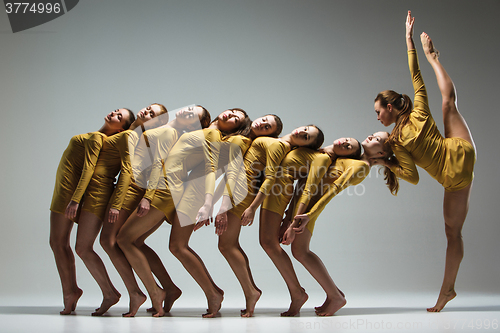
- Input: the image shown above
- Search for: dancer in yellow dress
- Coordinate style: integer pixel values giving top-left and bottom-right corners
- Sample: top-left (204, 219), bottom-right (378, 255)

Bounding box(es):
top-left (372, 11), bottom-right (475, 312)
top-left (190, 114), bottom-right (283, 317)
top-left (280, 132), bottom-right (394, 316)
top-left (196, 124), bottom-right (324, 316)
top-left (49, 108), bottom-right (135, 315)
top-left (99, 105), bottom-right (209, 316)
top-left (74, 104), bottom-right (167, 316)
top-left (117, 108), bottom-right (250, 317)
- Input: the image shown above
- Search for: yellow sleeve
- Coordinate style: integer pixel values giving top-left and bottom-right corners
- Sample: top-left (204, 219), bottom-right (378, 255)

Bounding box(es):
top-left (203, 130), bottom-right (222, 196)
top-left (109, 132), bottom-right (134, 211)
top-left (306, 160), bottom-right (369, 222)
top-left (143, 129), bottom-right (178, 201)
top-left (223, 136), bottom-right (251, 197)
top-left (71, 133), bottom-right (104, 203)
top-left (408, 49), bottom-right (430, 115)
top-left (298, 153), bottom-right (332, 207)
top-left (389, 144), bottom-right (420, 185)
top-left (259, 141), bottom-right (288, 196)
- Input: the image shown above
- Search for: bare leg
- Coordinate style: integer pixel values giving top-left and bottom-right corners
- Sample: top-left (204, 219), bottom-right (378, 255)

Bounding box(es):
top-left (136, 222), bottom-right (182, 313)
top-left (421, 33), bottom-right (475, 312)
top-left (49, 212), bottom-right (83, 315)
top-left (291, 230), bottom-right (346, 316)
top-left (75, 211), bottom-right (120, 316)
top-left (427, 183), bottom-right (472, 312)
top-left (218, 212), bottom-right (261, 317)
top-left (100, 209), bottom-right (146, 317)
top-left (420, 32), bottom-right (475, 147)
top-left (116, 208), bottom-right (167, 317)
top-left (259, 209), bottom-right (308, 316)
top-left (169, 212), bottom-right (224, 318)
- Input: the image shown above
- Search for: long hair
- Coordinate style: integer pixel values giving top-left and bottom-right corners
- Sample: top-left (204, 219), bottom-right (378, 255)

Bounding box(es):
top-left (380, 141), bottom-right (399, 195)
top-left (375, 90), bottom-right (413, 146)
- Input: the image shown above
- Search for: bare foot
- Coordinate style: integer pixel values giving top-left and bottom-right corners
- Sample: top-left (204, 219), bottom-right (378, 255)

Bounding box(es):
top-left (163, 287), bottom-right (182, 313)
top-left (91, 293), bottom-right (121, 316)
top-left (315, 296), bottom-right (346, 316)
top-left (202, 292), bottom-right (224, 318)
top-left (241, 288), bottom-right (262, 317)
top-left (315, 288), bottom-right (344, 312)
top-left (281, 289), bottom-right (308, 317)
top-left (151, 288), bottom-right (167, 317)
top-left (122, 292), bottom-right (147, 317)
top-left (427, 290), bottom-right (456, 312)
top-left (421, 32), bottom-right (439, 61)
top-left (60, 288), bottom-right (83, 315)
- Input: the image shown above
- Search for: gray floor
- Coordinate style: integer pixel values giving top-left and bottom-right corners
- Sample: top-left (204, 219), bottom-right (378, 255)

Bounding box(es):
top-left (1, 293), bottom-right (499, 333)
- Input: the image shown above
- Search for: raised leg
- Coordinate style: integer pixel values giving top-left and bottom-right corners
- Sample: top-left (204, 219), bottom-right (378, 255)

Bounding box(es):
top-left (259, 209), bottom-right (308, 316)
top-left (116, 208), bottom-right (167, 317)
top-left (291, 230), bottom-right (346, 316)
top-left (420, 32), bottom-right (475, 147)
top-left (218, 212), bottom-right (261, 317)
top-left (427, 182), bottom-right (472, 312)
top-left (169, 212), bottom-right (224, 318)
top-left (49, 212), bottom-right (83, 315)
top-left (100, 209), bottom-right (146, 317)
top-left (75, 210), bottom-right (120, 316)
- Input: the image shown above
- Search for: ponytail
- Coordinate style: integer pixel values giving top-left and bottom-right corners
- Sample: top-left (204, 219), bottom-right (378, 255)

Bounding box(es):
top-left (379, 139), bottom-right (399, 195)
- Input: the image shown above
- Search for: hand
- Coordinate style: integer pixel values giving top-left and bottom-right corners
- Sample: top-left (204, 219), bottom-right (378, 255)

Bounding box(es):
top-left (406, 10), bottom-right (415, 39)
top-left (107, 208), bottom-right (120, 223)
top-left (281, 227), bottom-right (296, 245)
top-left (194, 218), bottom-right (210, 231)
top-left (195, 204), bottom-right (212, 228)
top-left (240, 207), bottom-right (255, 226)
top-left (292, 214), bottom-right (310, 234)
top-left (214, 211), bottom-right (228, 236)
top-left (65, 200), bottom-right (79, 220)
top-left (279, 217), bottom-right (291, 242)
top-left (136, 198), bottom-right (151, 217)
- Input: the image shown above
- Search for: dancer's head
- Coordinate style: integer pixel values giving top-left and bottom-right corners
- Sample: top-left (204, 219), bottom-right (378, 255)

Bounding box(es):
top-left (135, 103), bottom-right (169, 129)
top-left (374, 90), bottom-right (413, 145)
top-left (175, 105), bottom-right (211, 130)
top-left (362, 131), bottom-right (399, 195)
top-left (250, 114), bottom-right (283, 138)
top-left (104, 108), bottom-right (135, 133)
top-left (212, 108), bottom-right (251, 137)
top-left (332, 137), bottom-right (362, 159)
top-left (289, 125), bottom-right (324, 150)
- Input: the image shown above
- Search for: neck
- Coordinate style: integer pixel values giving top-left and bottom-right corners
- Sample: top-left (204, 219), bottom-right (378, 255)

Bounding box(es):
top-left (98, 124), bottom-right (120, 136)
top-left (279, 133), bottom-right (293, 147)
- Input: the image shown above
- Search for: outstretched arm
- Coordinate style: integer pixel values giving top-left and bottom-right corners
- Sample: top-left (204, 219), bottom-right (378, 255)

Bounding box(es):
top-left (406, 10), bottom-right (415, 51)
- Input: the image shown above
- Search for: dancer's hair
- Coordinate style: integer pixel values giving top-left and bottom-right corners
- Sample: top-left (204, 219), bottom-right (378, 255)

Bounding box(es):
top-left (374, 90), bottom-right (413, 146)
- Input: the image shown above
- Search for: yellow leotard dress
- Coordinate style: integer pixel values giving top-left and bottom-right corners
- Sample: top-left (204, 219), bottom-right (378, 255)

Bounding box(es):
top-left (262, 148), bottom-right (331, 217)
top-left (50, 132), bottom-right (106, 221)
top-left (120, 126), bottom-right (179, 213)
top-left (297, 158), bottom-right (370, 234)
top-left (389, 50), bottom-right (475, 192)
top-left (180, 135), bottom-right (252, 224)
top-left (81, 130), bottom-right (134, 221)
top-left (150, 128), bottom-right (222, 224)
top-left (228, 136), bottom-right (291, 218)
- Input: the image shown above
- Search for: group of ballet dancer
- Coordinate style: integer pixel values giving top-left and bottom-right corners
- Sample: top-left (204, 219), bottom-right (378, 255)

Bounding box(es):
top-left (49, 12), bottom-right (476, 318)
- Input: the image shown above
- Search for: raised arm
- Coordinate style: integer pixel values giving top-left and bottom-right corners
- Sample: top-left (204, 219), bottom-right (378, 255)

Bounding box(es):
top-left (406, 10), bottom-right (415, 51)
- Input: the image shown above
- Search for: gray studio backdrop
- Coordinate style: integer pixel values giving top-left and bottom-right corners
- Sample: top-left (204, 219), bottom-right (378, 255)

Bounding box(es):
top-left (1, 0), bottom-right (499, 309)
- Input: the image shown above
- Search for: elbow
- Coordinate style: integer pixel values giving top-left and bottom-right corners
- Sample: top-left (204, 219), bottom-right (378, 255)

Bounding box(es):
top-left (409, 175), bottom-right (419, 185)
